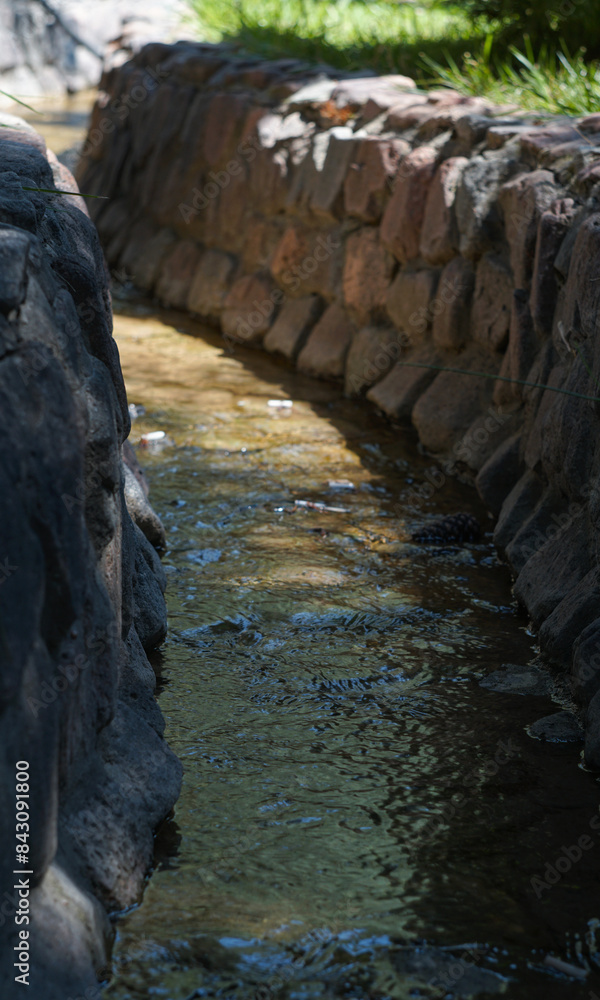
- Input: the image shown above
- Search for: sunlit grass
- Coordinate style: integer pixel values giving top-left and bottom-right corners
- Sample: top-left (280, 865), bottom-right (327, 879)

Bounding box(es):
top-left (185, 0), bottom-right (599, 115)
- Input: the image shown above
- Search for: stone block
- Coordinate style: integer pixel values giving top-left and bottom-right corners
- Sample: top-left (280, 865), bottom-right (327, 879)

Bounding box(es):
top-left (572, 617), bottom-right (600, 706)
top-left (513, 509), bottom-right (591, 627)
top-left (471, 252), bottom-right (514, 351)
top-left (475, 432), bottom-right (523, 516)
top-left (221, 272), bottom-right (278, 345)
top-left (432, 256), bottom-right (475, 351)
top-left (155, 239), bottom-right (203, 309)
top-left (297, 302), bottom-right (353, 380)
top-left (187, 249), bottom-right (237, 319)
top-left (241, 216), bottom-right (283, 274)
top-left (343, 227), bottom-right (396, 326)
top-left (493, 468), bottom-right (545, 553)
top-left (310, 131), bottom-right (359, 220)
top-left (271, 224), bottom-right (343, 300)
top-left (344, 137), bottom-right (408, 223)
top-left (499, 169), bottom-right (563, 289)
top-left (366, 345), bottom-right (442, 421)
top-left (385, 267), bottom-right (440, 343)
top-left (344, 326), bottom-right (404, 396)
top-left (331, 74), bottom-right (415, 112)
top-left (380, 145), bottom-right (438, 262)
top-left (540, 567), bottom-right (600, 670)
top-left (199, 92), bottom-right (252, 168)
top-left (263, 294), bottom-right (323, 361)
top-left (493, 291), bottom-right (538, 407)
top-left (411, 345), bottom-right (499, 453)
top-left (519, 125), bottom-right (582, 165)
top-left (455, 152), bottom-right (519, 261)
top-left (420, 156), bottom-right (468, 264)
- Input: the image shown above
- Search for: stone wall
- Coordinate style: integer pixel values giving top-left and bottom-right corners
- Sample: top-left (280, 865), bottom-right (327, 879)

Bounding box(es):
top-left (78, 41), bottom-right (600, 763)
top-left (0, 119), bottom-right (181, 998)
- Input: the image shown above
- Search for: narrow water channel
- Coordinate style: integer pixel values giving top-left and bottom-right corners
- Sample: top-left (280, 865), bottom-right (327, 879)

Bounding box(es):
top-left (102, 302), bottom-right (599, 1000)
top-left (24, 103), bottom-right (600, 1000)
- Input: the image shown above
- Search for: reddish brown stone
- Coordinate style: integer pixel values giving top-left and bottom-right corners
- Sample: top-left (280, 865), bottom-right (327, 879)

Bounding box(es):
top-left (380, 146), bottom-right (438, 262)
top-left (271, 224), bottom-right (343, 300)
top-left (344, 138), bottom-right (408, 223)
top-left (331, 75), bottom-right (415, 112)
top-left (412, 345), bottom-right (500, 453)
top-left (187, 249), bottom-right (237, 319)
top-left (221, 273), bottom-right (279, 344)
top-left (385, 267), bottom-right (440, 343)
top-left (416, 98), bottom-right (492, 141)
top-left (241, 216), bottom-right (284, 274)
top-left (155, 239), bottom-right (203, 309)
top-left (499, 170), bottom-right (563, 289)
top-left (432, 257), bottom-right (475, 351)
top-left (200, 93), bottom-right (251, 168)
top-left (344, 326), bottom-right (403, 396)
top-left (342, 228), bottom-right (396, 326)
top-left (211, 166), bottom-right (251, 254)
top-left (520, 125), bottom-right (582, 164)
top-left (366, 345), bottom-right (442, 421)
top-left (248, 148), bottom-right (289, 216)
top-left (385, 97), bottom-right (430, 130)
top-left (310, 132), bottom-right (358, 221)
top-left (263, 295), bottom-right (323, 360)
top-left (297, 303), bottom-right (353, 380)
top-left (471, 253), bottom-right (514, 352)
top-left (420, 156), bottom-right (468, 264)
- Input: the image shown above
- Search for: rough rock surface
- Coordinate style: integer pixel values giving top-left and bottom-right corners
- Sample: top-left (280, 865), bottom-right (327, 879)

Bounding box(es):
top-left (0, 122), bottom-right (180, 999)
top-left (77, 42), bottom-right (600, 764)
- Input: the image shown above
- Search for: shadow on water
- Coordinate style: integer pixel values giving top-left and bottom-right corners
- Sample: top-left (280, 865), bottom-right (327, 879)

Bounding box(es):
top-left (105, 300), bottom-right (600, 1000)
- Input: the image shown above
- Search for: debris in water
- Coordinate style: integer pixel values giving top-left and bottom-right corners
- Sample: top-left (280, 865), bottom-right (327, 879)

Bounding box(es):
top-left (328, 479), bottom-right (355, 490)
top-left (267, 399), bottom-right (293, 409)
top-left (128, 402), bottom-right (146, 420)
top-left (140, 430), bottom-right (166, 443)
top-left (411, 512), bottom-right (481, 545)
top-left (278, 499), bottom-right (350, 514)
top-left (543, 955), bottom-right (588, 979)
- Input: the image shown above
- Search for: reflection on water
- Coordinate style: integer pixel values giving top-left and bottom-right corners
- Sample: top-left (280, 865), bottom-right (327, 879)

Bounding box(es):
top-left (103, 303), bottom-right (600, 1000)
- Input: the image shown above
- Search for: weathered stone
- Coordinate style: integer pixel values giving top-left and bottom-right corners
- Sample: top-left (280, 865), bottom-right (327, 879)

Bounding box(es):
top-left (343, 227), bottom-right (396, 326)
top-left (476, 432), bottom-right (523, 516)
top-left (380, 145), bottom-right (438, 262)
top-left (384, 95), bottom-right (430, 130)
top-left (453, 406), bottom-right (519, 473)
top-left (539, 567), bottom-right (600, 669)
top-left (585, 690), bottom-right (600, 768)
top-left (480, 663), bottom-right (552, 696)
top-left (486, 124), bottom-right (532, 150)
top-left (529, 199), bottom-right (576, 336)
top-left (528, 711), bottom-right (582, 743)
top-left (385, 267), bottom-right (440, 342)
top-left (420, 156), bottom-right (468, 264)
top-left (432, 256), bottom-right (475, 351)
top-left (513, 510), bottom-right (590, 626)
top-left (199, 92), bottom-right (252, 168)
top-left (119, 222), bottom-right (177, 292)
top-left (241, 216), bottom-right (284, 274)
top-left (416, 98), bottom-right (492, 141)
top-left (519, 125), bottom-right (582, 165)
top-left (310, 132), bottom-right (359, 220)
top-left (505, 487), bottom-right (568, 574)
top-left (221, 272), bottom-right (278, 344)
top-left (187, 248), bottom-right (237, 319)
top-left (271, 224), bottom-right (343, 300)
top-left (493, 468), bottom-right (544, 552)
top-left (471, 252), bottom-right (513, 351)
top-left (296, 302), bottom-right (353, 379)
top-left (455, 152), bottom-right (519, 260)
top-left (344, 137), bottom-right (408, 223)
top-left (155, 239), bottom-right (203, 309)
top-left (344, 325), bottom-right (403, 396)
top-left (263, 294), bottom-right (323, 360)
top-left (499, 170), bottom-right (563, 289)
top-left (287, 127), bottom-right (354, 216)
top-left (493, 291), bottom-right (538, 406)
top-left (332, 74), bottom-right (415, 112)
top-left (572, 617), bottom-right (600, 705)
top-left (123, 461), bottom-right (166, 550)
top-left (412, 345), bottom-right (499, 453)
top-left (366, 345), bottom-right (442, 421)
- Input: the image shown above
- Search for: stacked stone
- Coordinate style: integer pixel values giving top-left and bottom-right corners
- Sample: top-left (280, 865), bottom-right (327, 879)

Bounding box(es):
top-left (78, 41), bottom-right (600, 763)
top-left (0, 122), bottom-right (181, 998)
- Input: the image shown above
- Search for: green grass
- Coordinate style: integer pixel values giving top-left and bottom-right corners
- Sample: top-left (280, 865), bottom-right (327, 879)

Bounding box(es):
top-left (185, 0), bottom-right (600, 115)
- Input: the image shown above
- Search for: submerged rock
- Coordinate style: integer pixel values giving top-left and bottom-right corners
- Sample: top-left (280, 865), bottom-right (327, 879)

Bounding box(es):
top-left (527, 711), bottom-right (583, 743)
top-left (480, 663), bottom-right (552, 697)
top-left (412, 512), bottom-right (481, 545)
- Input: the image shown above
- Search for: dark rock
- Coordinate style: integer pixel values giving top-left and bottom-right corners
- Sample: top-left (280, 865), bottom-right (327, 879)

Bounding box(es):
top-left (527, 711), bottom-right (582, 743)
top-left (412, 512), bottom-right (481, 545)
top-left (480, 663), bottom-right (552, 696)
top-left (476, 432), bottom-right (523, 516)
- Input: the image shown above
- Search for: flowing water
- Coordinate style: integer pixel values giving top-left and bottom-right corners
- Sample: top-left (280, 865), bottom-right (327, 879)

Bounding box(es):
top-left (26, 105), bottom-right (600, 1000)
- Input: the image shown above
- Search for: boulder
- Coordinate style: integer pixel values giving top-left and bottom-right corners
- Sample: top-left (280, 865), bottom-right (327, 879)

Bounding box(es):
top-left (297, 302), bottom-right (353, 379)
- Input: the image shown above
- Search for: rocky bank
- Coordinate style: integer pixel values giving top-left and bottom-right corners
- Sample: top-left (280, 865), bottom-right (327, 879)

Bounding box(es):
top-left (77, 41), bottom-right (600, 765)
top-left (0, 117), bottom-right (180, 998)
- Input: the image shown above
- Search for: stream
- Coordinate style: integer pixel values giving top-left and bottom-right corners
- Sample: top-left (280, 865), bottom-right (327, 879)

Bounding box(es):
top-left (28, 101), bottom-right (600, 1000)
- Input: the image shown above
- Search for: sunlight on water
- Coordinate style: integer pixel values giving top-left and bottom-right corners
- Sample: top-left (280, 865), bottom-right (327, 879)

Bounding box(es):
top-left (100, 303), bottom-right (600, 1000)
